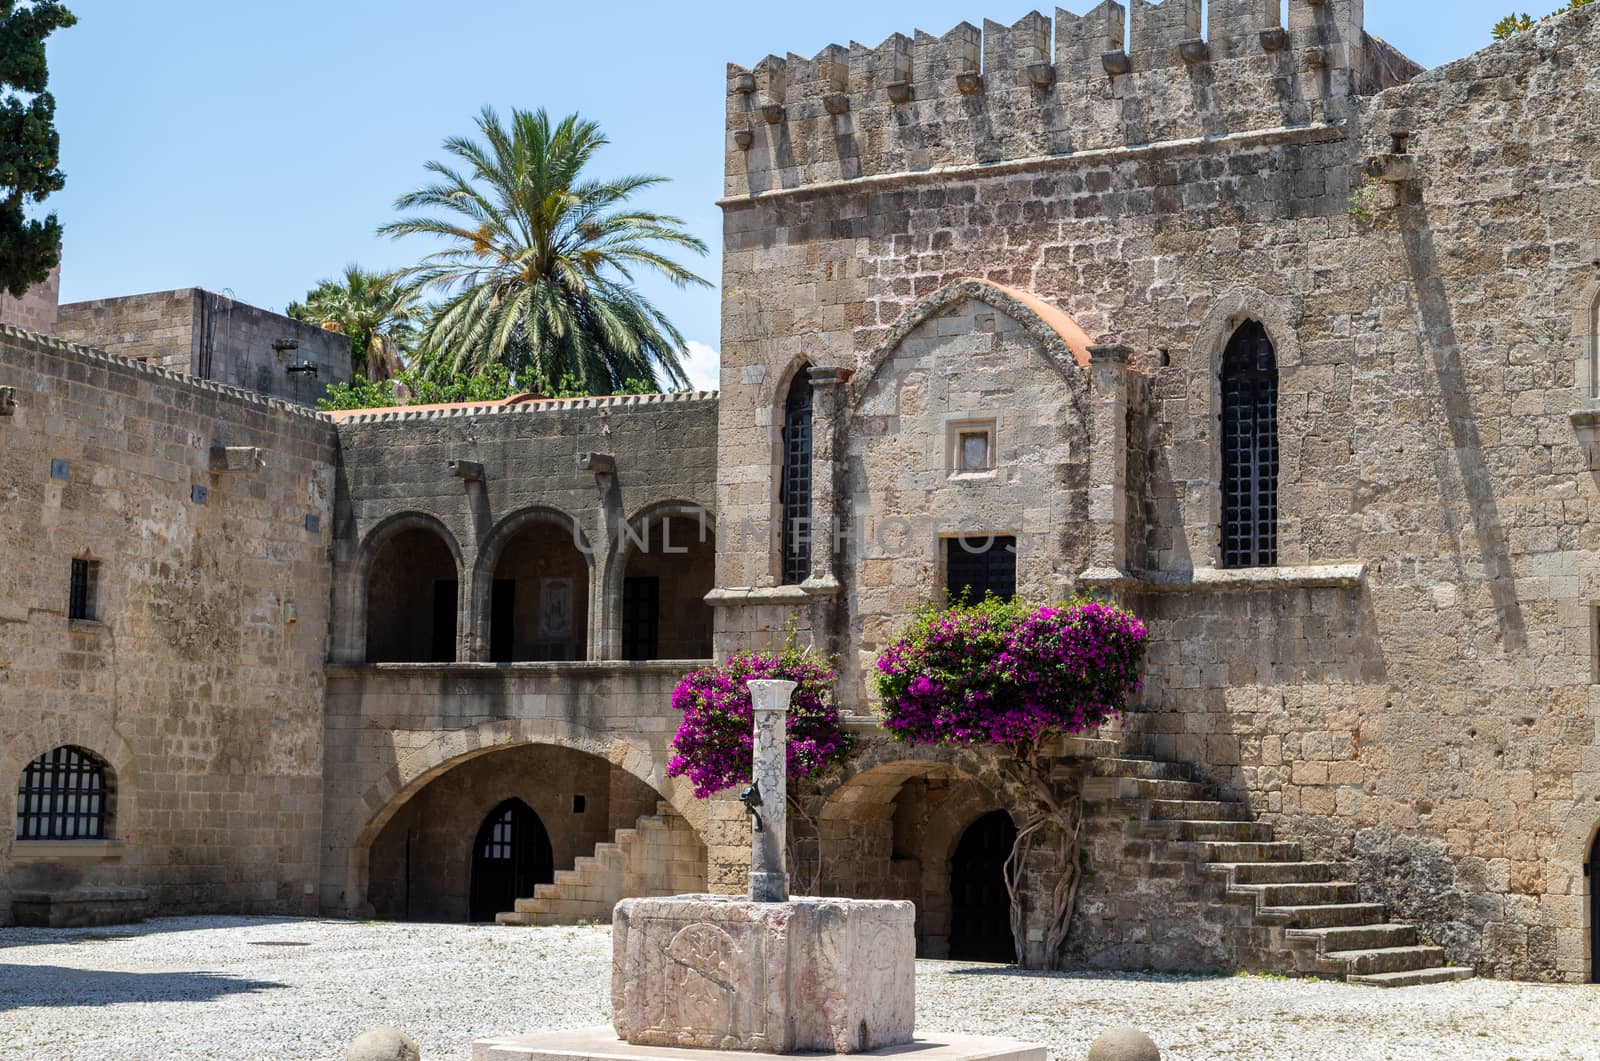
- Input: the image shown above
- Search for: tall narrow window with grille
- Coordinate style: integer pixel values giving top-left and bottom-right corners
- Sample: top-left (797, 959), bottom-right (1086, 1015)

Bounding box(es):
top-left (780, 371), bottom-right (814, 585)
top-left (68, 558), bottom-right (98, 621)
top-left (1220, 322), bottom-right (1279, 568)
top-left (16, 746), bottom-right (109, 840)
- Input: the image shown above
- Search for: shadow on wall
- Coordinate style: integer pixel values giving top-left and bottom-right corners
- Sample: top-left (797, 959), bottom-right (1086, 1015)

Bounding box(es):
top-left (0, 964), bottom-right (285, 1012)
top-left (1397, 188), bottom-right (1525, 652)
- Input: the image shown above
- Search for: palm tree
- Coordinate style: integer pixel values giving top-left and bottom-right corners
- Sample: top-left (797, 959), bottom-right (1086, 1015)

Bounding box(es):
top-left (380, 107), bottom-right (709, 392)
top-left (287, 265), bottom-right (422, 380)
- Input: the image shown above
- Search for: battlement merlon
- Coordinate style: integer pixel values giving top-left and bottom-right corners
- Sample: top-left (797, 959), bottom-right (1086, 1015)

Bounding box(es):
top-left (722, 1), bottom-right (1423, 199)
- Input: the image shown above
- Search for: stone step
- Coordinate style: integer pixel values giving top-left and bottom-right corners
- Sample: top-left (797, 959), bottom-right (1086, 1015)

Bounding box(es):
top-left (1142, 819), bottom-right (1276, 842)
top-left (1177, 840), bottom-right (1303, 863)
top-left (1287, 923), bottom-right (1419, 952)
top-left (1084, 776), bottom-right (1209, 802)
top-left (495, 911), bottom-right (534, 926)
top-left (1323, 945), bottom-right (1449, 976)
top-left (1348, 966), bottom-right (1475, 988)
top-left (1088, 757), bottom-right (1192, 782)
top-left (1042, 735), bottom-right (1123, 759)
top-left (1256, 902), bottom-right (1388, 929)
top-left (1235, 881), bottom-right (1360, 906)
top-left (1147, 799), bottom-right (1252, 822)
top-left (1207, 861), bottom-right (1335, 885)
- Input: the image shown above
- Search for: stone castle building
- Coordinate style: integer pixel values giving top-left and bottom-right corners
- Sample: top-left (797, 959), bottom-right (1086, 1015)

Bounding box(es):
top-left (4, 0), bottom-right (1600, 985)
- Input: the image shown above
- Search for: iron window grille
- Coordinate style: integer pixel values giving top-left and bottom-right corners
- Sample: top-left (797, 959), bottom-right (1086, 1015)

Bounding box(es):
top-left (482, 804), bottom-right (516, 861)
top-left (947, 536), bottom-right (1017, 602)
top-left (17, 746), bottom-right (108, 840)
top-left (69, 558), bottom-right (98, 621)
top-left (780, 372), bottom-right (814, 585)
top-left (1220, 322), bottom-right (1279, 568)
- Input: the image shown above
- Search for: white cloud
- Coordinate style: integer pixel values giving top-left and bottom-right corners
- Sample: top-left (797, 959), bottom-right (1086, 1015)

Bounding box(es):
top-left (680, 340), bottom-right (721, 392)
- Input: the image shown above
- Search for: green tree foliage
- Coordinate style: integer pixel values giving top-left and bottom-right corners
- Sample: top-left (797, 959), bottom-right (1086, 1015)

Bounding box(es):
top-left (287, 265), bottom-right (422, 378)
top-left (0, 1), bottom-right (76, 298)
top-left (314, 363), bottom-right (658, 412)
top-left (381, 107), bottom-right (709, 393)
top-left (1494, 0), bottom-right (1593, 40)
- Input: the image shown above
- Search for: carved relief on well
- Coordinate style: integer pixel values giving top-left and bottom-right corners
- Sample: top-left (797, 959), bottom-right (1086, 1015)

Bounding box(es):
top-left (665, 923), bottom-right (739, 1041)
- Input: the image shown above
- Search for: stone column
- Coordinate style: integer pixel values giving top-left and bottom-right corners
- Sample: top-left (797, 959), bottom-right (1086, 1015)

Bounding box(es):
top-left (1086, 344), bottom-right (1131, 575)
top-left (802, 367), bottom-right (847, 596)
top-left (746, 679), bottom-right (795, 902)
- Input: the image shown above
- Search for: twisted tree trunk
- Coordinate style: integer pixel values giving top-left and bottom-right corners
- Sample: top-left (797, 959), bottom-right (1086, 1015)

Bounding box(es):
top-left (999, 742), bottom-right (1085, 969)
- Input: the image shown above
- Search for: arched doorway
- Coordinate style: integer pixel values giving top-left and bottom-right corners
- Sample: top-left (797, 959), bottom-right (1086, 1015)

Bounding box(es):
top-left (948, 810), bottom-right (1017, 963)
top-left (1589, 829), bottom-right (1600, 983)
top-left (468, 798), bottom-right (553, 923)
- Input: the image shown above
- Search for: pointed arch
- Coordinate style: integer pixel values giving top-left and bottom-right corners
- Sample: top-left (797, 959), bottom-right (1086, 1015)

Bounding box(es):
top-left (780, 370), bottom-right (814, 585)
top-left (847, 278), bottom-right (1094, 406)
top-left (1577, 279), bottom-right (1600, 400)
top-left (1219, 321), bottom-right (1279, 568)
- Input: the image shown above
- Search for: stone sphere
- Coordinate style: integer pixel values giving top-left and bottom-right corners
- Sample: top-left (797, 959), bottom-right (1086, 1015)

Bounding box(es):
top-left (1085, 1026), bottom-right (1160, 1061)
top-left (346, 1027), bottom-right (422, 1061)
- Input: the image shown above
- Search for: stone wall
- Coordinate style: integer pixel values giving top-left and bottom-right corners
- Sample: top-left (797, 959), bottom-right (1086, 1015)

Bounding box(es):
top-left (715, 4), bottom-right (1600, 979)
top-left (0, 267), bottom-right (60, 336)
top-left (0, 325), bottom-right (337, 923)
top-left (57, 289), bottom-right (350, 407)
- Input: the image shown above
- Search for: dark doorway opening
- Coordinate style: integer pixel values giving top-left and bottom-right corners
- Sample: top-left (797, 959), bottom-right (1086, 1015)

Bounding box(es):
top-left (1589, 829), bottom-right (1600, 983)
top-left (430, 580), bottom-right (458, 662)
top-left (622, 576), bottom-right (660, 660)
top-left (948, 810), bottom-right (1017, 963)
top-left (490, 579), bottom-right (516, 662)
top-left (468, 798), bottom-right (553, 923)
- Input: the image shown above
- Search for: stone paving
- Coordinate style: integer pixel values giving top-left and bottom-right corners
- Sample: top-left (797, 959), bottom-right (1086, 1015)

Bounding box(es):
top-left (1, 917), bottom-right (1597, 1061)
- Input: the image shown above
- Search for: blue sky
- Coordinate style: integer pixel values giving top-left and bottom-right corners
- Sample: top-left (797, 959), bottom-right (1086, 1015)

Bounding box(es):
top-left (48, 1), bottom-right (1522, 389)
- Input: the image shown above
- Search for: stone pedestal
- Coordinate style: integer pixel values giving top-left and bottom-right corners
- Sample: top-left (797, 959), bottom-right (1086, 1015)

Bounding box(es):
top-left (611, 895), bottom-right (915, 1054)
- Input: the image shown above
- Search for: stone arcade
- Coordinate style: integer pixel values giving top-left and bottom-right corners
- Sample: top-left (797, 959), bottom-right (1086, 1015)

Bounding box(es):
top-left (5, 1), bottom-right (1600, 985)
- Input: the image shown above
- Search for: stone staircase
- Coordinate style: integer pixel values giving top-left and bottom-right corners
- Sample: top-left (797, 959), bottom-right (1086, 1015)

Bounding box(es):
top-left (1070, 743), bottom-right (1474, 987)
top-left (496, 802), bottom-right (705, 927)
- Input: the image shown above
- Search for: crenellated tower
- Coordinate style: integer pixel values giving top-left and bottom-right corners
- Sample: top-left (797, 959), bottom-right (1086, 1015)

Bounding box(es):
top-left (723, 1), bottom-right (1420, 197)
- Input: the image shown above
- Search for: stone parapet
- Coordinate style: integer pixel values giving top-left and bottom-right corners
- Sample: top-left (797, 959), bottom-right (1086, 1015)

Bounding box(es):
top-left (723, 2), bottom-right (1421, 197)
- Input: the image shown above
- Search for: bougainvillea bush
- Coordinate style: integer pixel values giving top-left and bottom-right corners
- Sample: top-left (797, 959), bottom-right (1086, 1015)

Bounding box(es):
top-left (667, 647), bottom-right (851, 799)
top-left (874, 596), bottom-right (1149, 748)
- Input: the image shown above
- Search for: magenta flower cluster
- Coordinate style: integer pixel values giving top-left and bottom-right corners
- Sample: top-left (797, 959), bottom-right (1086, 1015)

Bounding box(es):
top-left (666, 649), bottom-right (852, 799)
top-left (874, 597), bottom-right (1149, 747)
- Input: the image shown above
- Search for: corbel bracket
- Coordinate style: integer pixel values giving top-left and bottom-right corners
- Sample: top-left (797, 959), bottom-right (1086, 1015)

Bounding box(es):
top-left (209, 445), bottom-right (265, 471)
top-left (449, 459), bottom-right (484, 482)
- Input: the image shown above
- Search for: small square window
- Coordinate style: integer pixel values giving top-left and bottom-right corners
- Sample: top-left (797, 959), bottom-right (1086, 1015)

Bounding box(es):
top-left (572, 794), bottom-right (587, 814)
top-left (947, 419), bottom-right (996, 476)
top-left (69, 558), bottom-right (99, 621)
top-left (959, 432), bottom-right (990, 473)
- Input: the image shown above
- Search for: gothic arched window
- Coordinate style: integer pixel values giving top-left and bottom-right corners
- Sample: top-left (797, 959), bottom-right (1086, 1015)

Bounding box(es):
top-left (1220, 322), bottom-right (1278, 568)
top-left (16, 746), bottom-right (109, 840)
top-left (780, 370), bottom-right (814, 585)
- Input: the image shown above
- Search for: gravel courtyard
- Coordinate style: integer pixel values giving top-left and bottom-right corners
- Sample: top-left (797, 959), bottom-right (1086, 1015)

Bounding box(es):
top-left (1, 917), bottom-right (1597, 1061)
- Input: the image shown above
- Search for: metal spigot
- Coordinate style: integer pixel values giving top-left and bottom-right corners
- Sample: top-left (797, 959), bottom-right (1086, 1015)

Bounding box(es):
top-left (739, 781), bottom-right (764, 832)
